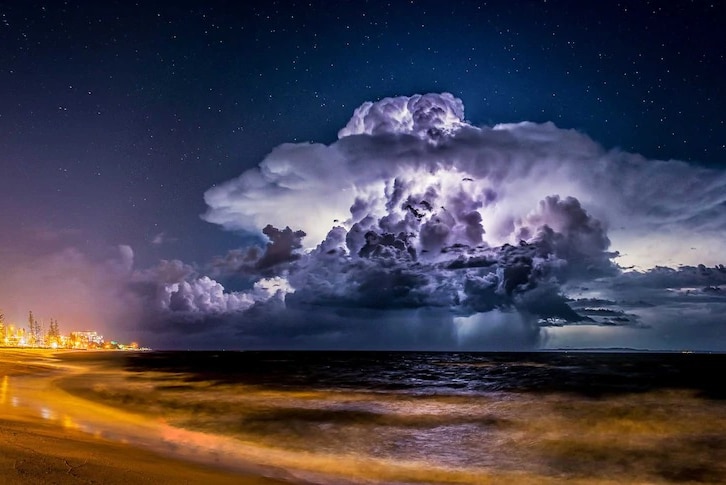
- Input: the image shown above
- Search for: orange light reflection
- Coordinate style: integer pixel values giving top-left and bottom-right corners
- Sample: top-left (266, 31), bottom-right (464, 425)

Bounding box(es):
top-left (62, 414), bottom-right (78, 430)
top-left (0, 375), bottom-right (7, 405)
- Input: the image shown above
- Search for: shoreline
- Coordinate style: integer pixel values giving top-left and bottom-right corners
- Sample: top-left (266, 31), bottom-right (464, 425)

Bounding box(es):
top-left (0, 349), bottom-right (297, 485)
top-left (5, 349), bottom-right (724, 484)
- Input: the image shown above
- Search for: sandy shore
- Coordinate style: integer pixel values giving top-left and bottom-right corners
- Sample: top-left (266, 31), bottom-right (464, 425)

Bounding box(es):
top-left (0, 349), bottom-right (294, 485)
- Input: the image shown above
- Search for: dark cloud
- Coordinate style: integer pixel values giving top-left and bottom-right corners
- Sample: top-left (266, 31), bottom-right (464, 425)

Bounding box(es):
top-left (550, 264), bottom-right (726, 349)
top-left (208, 225), bottom-right (306, 278)
top-left (209, 247), bottom-right (261, 277)
top-left (613, 264), bottom-right (726, 289)
top-left (257, 225), bottom-right (307, 270)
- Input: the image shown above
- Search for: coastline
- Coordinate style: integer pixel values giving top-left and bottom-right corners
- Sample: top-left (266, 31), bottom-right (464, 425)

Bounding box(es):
top-left (0, 349), bottom-right (294, 485)
top-left (4, 349), bottom-right (724, 484)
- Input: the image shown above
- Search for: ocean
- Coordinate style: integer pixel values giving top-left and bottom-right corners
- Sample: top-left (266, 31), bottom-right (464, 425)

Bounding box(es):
top-left (54, 351), bottom-right (726, 484)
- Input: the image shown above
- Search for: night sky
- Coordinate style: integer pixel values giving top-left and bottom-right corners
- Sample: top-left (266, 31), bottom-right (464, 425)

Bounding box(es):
top-left (1, 1), bottom-right (725, 350)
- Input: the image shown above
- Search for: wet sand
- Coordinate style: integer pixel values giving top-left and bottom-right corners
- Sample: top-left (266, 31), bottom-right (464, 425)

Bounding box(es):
top-left (0, 349), bottom-right (292, 485)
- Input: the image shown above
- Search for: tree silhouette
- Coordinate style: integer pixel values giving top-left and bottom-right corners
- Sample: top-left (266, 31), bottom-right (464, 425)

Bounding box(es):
top-left (0, 309), bottom-right (5, 344)
top-left (47, 318), bottom-right (61, 346)
top-left (27, 311), bottom-right (41, 346)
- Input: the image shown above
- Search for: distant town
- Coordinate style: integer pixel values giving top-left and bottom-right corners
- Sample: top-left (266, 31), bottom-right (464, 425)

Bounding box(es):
top-left (0, 309), bottom-right (146, 350)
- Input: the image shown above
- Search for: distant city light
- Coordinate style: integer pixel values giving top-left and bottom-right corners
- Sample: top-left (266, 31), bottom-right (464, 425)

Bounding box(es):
top-left (0, 315), bottom-right (145, 350)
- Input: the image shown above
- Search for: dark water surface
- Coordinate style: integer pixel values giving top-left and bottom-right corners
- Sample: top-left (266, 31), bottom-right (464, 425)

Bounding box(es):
top-left (122, 350), bottom-right (726, 398)
top-left (57, 351), bottom-right (726, 484)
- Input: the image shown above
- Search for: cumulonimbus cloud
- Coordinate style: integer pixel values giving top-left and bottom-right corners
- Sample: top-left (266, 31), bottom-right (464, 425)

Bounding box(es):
top-left (147, 93), bottom-right (726, 349)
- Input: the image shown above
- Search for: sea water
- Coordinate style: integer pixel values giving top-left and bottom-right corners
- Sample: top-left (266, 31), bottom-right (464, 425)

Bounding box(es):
top-left (54, 351), bottom-right (726, 483)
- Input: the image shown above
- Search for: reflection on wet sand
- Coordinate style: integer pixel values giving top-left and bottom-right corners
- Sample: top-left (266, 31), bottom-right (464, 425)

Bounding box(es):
top-left (0, 350), bottom-right (294, 485)
top-left (0, 375), bottom-right (7, 405)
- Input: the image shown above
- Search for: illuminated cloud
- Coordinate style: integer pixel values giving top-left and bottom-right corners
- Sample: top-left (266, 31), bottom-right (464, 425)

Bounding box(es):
top-left (337, 92), bottom-right (466, 138)
top-left (180, 94), bottom-right (720, 348)
top-left (203, 93), bottom-right (726, 268)
top-left (131, 260), bottom-right (290, 319)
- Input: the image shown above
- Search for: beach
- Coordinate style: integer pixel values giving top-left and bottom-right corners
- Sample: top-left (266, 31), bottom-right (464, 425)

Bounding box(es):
top-left (2, 349), bottom-right (726, 484)
top-left (0, 349), bottom-right (293, 485)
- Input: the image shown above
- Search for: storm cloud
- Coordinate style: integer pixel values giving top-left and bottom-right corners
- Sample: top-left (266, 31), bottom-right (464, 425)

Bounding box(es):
top-left (130, 93), bottom-right (726, 349)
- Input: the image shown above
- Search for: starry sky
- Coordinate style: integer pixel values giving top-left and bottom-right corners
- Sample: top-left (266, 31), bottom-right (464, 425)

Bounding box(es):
top-left (1, 1), bottom-right (725, 350)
